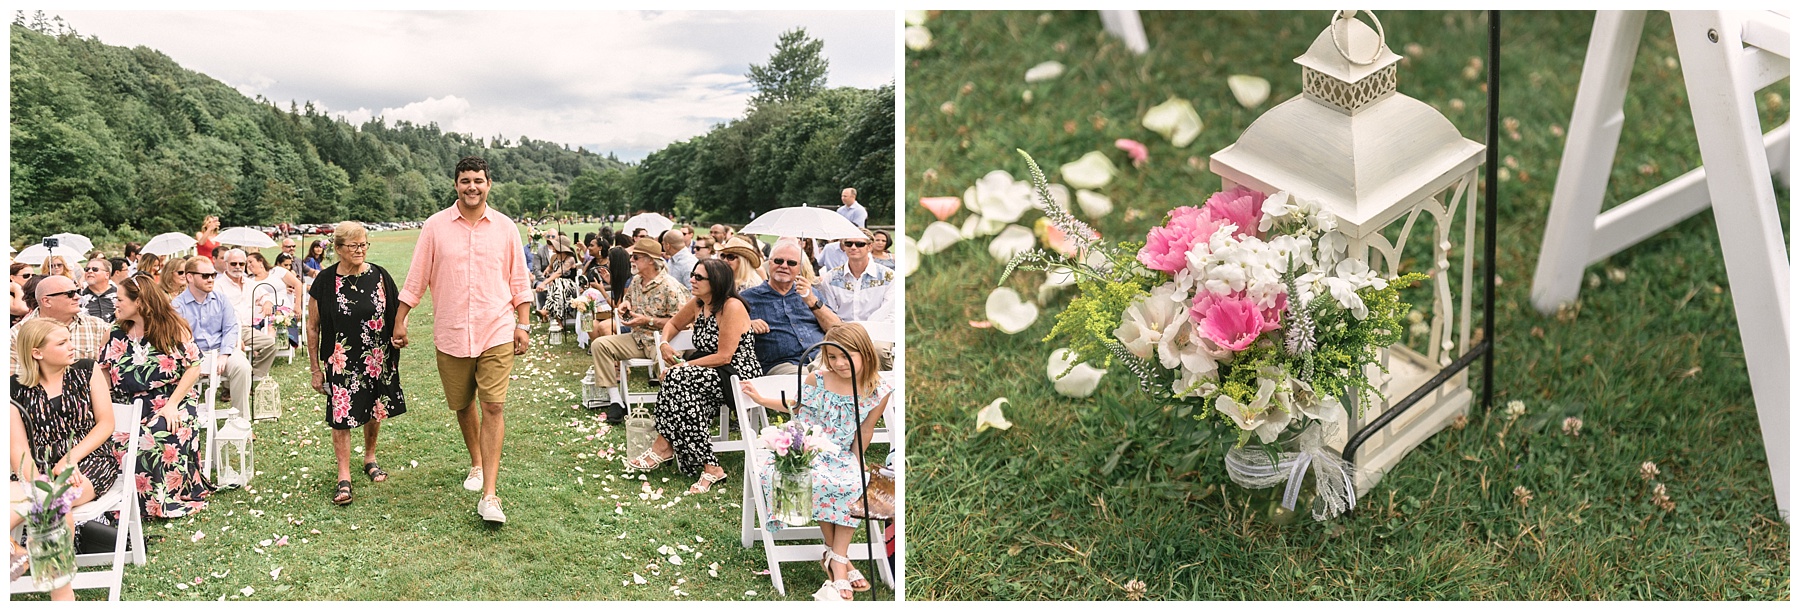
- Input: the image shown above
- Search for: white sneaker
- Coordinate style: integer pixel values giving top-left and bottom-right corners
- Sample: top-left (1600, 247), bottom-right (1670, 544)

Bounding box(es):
top-left (478, 495), bottom-right (506, 523)
top-left (462, 467), bottom-right (483, 492)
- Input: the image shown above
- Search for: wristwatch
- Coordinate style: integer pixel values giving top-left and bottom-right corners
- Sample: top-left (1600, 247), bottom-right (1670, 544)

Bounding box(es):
top-left (807, 299), bottom-right (823, 311)
top-left (516, 323), bottom-right (530, 331)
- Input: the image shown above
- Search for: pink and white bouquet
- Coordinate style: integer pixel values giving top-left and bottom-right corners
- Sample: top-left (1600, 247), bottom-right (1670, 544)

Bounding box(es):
top-left (1004, 151), bottom-right (1424, 520)
top-left (757, 420), bottom-right (841, 477)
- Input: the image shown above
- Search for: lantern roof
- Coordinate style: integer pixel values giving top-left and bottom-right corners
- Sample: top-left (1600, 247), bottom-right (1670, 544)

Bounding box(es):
top-left (1210, 13), bottom-right (1484, 234)
top-left (1293, 15), bottom-right (1401, 84)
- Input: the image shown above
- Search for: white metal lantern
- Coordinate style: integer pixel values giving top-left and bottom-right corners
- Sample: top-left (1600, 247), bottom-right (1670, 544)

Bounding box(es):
top-left (251, 378), bottom-right (281, 421)
top-left (215, 412), bottom-right (255, 488)
top-left (1210, 10), bottom-right (1485, 496)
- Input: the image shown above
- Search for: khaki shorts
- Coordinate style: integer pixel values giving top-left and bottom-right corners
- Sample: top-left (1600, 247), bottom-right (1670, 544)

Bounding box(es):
top-left (437, 343), bottom-right (515, 409)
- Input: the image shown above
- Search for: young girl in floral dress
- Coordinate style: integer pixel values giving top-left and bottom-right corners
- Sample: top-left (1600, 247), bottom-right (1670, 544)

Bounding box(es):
top-left (739, 323), bottom-right (892, 601)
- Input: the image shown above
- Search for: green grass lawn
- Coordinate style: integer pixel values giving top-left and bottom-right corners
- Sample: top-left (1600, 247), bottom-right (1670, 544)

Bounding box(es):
top-left (903, 10), bottom-right (1787, 600)
top-left (21, 221), bottom-right (891, 601)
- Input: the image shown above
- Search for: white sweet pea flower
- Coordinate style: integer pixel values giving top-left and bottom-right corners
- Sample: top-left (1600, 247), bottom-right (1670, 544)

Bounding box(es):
top-left (1025, 61), bottom-right (1066, 83)
top-left (898, 235), bottom-right (919, 277)
top-left (975, 398), bottom-right (1013, 432)
top-left (1059, 152), bottom-right (1118, 190)
top-left (1143, 97), bottom-right (1204, 147)
top-left (960, 214), bottom-right (1009, 239)
top-left (1047, 348), bottom-right (1106, 398)
top-left (1214, 377), bottom-right (1291, 444)
top-left (905, 26), bottom-right (933, 52)
top-left (1298, 393), bottom-right (1346, 425)
top-left (1258, 191), bottom-right (1298, 233)
top-left (966, 170), bottom-right (1036, 223)
top-left (988, 224), bottom-right (1036, 262)
top-left (916, 221), bottom-right (963, 255)
top-left (904, 10), bottom-right (928, 25)
top-left (1114, 282), bottom-right (1190, 362)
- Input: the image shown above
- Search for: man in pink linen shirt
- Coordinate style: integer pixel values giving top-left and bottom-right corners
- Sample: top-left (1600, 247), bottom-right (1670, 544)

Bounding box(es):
top-left (393, 156), bottom-right (532, 525)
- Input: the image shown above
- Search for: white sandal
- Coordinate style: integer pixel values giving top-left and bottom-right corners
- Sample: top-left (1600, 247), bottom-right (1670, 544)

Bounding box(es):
top-left (686, 470), bottom-right (727, 494)
top-left (825, 550), bottom-right (871, 593)
top-left (624, 449), bottom-right (671, 472)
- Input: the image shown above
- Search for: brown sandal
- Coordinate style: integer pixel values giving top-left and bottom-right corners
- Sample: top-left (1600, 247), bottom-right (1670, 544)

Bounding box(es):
top-left (332, 480), bottom-right (353, 505)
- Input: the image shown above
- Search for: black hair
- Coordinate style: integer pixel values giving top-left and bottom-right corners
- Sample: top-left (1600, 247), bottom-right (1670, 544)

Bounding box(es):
top-left (123, 243), bottom-right (141, 257)
top-left (692, 258), bottom-right (738, 316)
top-left (109, 257), bottom-right (129, 273)
top-left (454, 156), bottom-right (490, 180)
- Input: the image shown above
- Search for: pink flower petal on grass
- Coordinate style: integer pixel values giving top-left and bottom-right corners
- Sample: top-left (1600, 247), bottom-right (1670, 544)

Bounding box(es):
top-left (1115, 139), bottom-right (1149, 167)
top-left (968, 320), bottom-right (994, 329)
top-left (920, 196), bottom-right (962, 221)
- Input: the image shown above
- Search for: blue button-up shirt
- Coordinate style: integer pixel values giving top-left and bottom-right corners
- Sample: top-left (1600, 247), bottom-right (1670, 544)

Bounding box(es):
top-left (740, 281), bottom-right (828, 370)
top-left (171, 288), bottom-right (239, 357)
top-left (838, 202), bottom-right (868, 227)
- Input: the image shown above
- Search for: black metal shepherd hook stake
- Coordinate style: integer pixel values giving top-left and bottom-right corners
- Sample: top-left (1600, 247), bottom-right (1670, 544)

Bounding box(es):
top-left (773, 339), bottom-right (884, 599)
top-left (250, 281), bottom-right (281, 420)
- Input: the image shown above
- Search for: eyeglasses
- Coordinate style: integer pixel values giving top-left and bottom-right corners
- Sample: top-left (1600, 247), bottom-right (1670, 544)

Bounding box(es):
top-left (185, 272), bottom-right (218, 280)
top-left (770, 257), bottom-right (801, 268)
top-left (842, 241), bottom-right (869, 248)
top-left (339, 243), bottom-right (370, 252)
top-left (44, 289), bottom-right (79, 299)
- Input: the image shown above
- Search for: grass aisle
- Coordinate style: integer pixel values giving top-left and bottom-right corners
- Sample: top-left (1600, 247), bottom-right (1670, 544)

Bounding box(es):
top-left (903, 11), bottom-right (1787, 600)
top-left (57, 223), bottom-right (840, 601)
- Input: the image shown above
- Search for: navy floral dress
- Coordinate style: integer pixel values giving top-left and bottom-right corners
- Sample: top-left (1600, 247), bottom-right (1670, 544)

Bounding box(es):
top-left (102, 331), bottom-right (213, 519)
top-left (309, 263), bottom-right (406, 430)
top-left (11, 360), bottom-right (123, 498)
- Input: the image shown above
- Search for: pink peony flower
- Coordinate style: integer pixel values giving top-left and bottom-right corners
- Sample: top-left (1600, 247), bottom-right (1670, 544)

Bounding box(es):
top-left (1138, 206), bottom-right (1227, 274)
top-left (1199, 186), bottom-right (1268, 239)
top-left (1115, 138), bottom-right (1149, 167)
top-left (328, 344), bottom-right (349, 373)
top-left (1192, 293), bottom-right (1268, 352)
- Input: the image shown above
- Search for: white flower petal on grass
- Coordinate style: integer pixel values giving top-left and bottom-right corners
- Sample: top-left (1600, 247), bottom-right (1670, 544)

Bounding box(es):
top-left (1143, 97), bottom-right (1205, 147)
top-left (969, 171), bottom-right (1035, 223)
top-left (904, 25), bottom-right (933, 51)
top-left (1024, 60), bottom-right (1065, 83)
top-left (241, 586), bottom-right (255, 597)
top-left (1038, 266), bottom-right (1077, 305)
top-left (904, 10), bottom-right (928, 26)
top-left (988, 224), bottom-right (1037, 262)
top-left (1227, 75), bottom-right (1271, 108)
top-left (1059, 151), bottom-right (1118, 190)
top-left (1048, 348), bottom-right (1106, 398)
top-left (960, 214), bottom-right (1008, 239)
top-left (633, 573), bottom-right (647, 585)
top-left (976, 398), bottom-right (1014, 432)
top-left (1075, 190), bottom-right (1114, 218)
top-left (916, 222), bottom-right (963, 255)
top-left (985, 287), bottom-right (1039, 334)
top-left (270, 567), bottom-right (282, 580)
top-left (899, 235), bottom-right (919, 277)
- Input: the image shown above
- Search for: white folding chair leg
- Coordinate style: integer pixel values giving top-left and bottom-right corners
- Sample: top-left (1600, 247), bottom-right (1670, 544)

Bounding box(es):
top-left (1671, 10), bottom-right (1790, 519)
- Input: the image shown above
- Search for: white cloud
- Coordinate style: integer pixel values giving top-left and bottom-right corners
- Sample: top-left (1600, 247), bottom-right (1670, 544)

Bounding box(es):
top-left (55, 10), bottom-right (894, 161)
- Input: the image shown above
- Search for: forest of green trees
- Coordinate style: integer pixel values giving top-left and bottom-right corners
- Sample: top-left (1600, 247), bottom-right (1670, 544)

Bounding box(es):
top-left (10, 15), bottom-right (893, 250)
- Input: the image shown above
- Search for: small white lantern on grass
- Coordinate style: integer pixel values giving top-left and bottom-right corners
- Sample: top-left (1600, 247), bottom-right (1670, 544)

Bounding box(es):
top-left (1210, 10), bottom-right (1487, 495)
top-left (215, 411), bottom-right (255, 488)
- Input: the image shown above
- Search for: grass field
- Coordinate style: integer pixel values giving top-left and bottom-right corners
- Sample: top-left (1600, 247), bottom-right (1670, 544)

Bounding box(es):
top-left (18, 220), bottom-right (892, 601)
top-left (903, 10), bottom-right (1788, 600)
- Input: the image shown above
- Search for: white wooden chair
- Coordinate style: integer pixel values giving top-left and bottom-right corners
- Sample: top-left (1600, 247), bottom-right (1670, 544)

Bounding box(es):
top-left (193, 350), bottom-right (225, 479)
top-left (733, 374), bottom-right (896, 596)
top-left (1530, 10), bottom-right (1790, 518)
top-left (9, 400), bottom-right (147, 601)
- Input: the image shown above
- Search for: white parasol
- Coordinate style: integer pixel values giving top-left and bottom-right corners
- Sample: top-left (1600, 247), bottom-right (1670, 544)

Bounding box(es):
top-left (621, 213), bottom-right (675, 238)
top-left (141, 232), bottom-right (199, 257)
top-left (739, 205), bottom-right (866, 241)
top-left (216, 227), bottom-right (277, 249)
top-left (46, 233), bottom-right (94, 255)
top-left (14, 244), bottom-right (87, 266)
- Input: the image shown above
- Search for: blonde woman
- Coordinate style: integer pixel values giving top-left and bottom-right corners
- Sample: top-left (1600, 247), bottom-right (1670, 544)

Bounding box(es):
top-left (740, 323), bottom-right (892, 600)
top-left (718, 236), bottom-right (765, 290)
top-left (158, 255), bottom-right (189, 297)
top-left (39, 255), bottom-right (79, 284)
top-left (194, 215), bottom-right (222, 262)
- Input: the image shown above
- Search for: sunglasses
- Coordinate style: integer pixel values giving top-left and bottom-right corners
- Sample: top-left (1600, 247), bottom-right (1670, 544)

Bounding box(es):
top-left (721, 253), bottom-right (739, 262)
top-left (85, 267), bottom-right (104, 273)
top-left (44, 289), bottom-right (79, 299)
top-left (770, 257), bottom-right (801, 268)
top-left (229, 262), bottom-right (247, 267)
top-left (842, 241), bottom-right (869, 248)
top-left (690, 273), bottom-right (708, 282)
top-left (186, 272), bottom-right (218, 280)
top-left (16, 273), bottom-right (34, 280)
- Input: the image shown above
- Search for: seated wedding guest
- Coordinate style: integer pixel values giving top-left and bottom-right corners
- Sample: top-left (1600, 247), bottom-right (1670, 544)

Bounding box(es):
top-left (303, 240), bottom-right (329, 282)
top-left (77, 258), bottom-right (118, 323)
top-left (624, 259), bottom-right (761, 494)
top-left (741, 241), bottom-right (842, 375)
top-left (817, 238), bottom-right (847, 271)
top-left (122, 242), bottom-right (141, 276)
top-left (535, 237), bottom-right (582, 329)
top-left (709, 224), bottom-right (733, 248)
top-left (258, 251), bottom-right (302, 306)
top-left (307, 222), bottom-right (406, 505)
top-left (20, 277), bottom-right (44, 320)
top-left (158, 255), bottom-right (189, 297)
top-left (109, 258), bottom-right (130, 286)
top-left (135, 254), bottom-right (163, 283)
top-left (245, 253), bottom-right (292, 343)
top-left (740, 322), bottom-right (892, 600)
top-left (663, 230), bottom-right (698, 290)
top-left (588, 238), bottom-right (689, 423)
top-left (103, 276), bottom-right (213, 518)
top-left (692, 237), bottom-right (715, 262)
top-left (607, 233), bottom-right (634, 305)
top-left (10, 320), bottom-right (124, 601)
top-left (818, 229), bottom-right (895, 324)
top-left (171, 257), bottom-right (261, 417)
top-left (870, 230), bottom-right (896, 269)
top-left (719, 236), bottom-right (766, 291)
top-left (10, 263), bottom-right (33, 321)
top-left (40, 255), bottom-right (79, 284)
top-left (11, 275), bottom-right (110, 377)
top-left (272, 253), bottom-right (304, 347)
top-left (213, 249), bottom-right (279, 381)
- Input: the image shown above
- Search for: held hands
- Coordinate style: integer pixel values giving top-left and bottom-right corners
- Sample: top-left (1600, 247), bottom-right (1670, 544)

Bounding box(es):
top-left (391, 326), bottom-right (409, 348)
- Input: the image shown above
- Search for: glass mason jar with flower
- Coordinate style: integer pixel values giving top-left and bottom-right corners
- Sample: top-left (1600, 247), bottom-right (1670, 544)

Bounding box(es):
top-left (21, 461), bottom-right (80, 591)
top-left (758, 420), bottom-right (840, 527)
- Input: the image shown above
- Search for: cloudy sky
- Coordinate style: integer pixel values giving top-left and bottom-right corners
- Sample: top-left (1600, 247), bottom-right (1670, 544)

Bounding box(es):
top-left (57, 10), bottom-right (895, 162)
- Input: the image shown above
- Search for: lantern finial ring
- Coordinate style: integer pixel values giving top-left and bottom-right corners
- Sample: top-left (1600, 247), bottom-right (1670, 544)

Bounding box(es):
top-left (1330, 9), bottom-right (1387, 66)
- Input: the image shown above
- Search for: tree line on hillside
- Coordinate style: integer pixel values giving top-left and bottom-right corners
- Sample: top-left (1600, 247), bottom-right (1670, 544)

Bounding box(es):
top-left (9, 16), bottom-right (893, 251)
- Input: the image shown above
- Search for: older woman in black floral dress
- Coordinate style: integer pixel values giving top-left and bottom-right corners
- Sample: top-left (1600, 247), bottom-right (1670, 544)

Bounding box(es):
top-left (102, 275), bottom-right (213, 519)
top-left (307, 221), bottom-right (406, 506)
